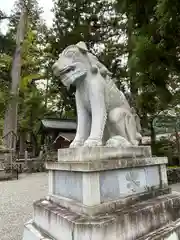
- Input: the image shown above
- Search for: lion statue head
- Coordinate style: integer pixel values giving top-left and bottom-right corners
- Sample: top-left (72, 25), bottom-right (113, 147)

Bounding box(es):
top-left (52, 41), bottom-right (112, 88)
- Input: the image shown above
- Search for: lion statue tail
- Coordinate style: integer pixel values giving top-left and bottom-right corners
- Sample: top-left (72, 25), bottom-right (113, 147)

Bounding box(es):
top-left (125, 108), bottom-right (142, 145)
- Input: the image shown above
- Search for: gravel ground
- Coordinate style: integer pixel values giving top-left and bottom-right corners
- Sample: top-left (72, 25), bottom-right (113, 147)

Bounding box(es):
top-left (0, 173), bottom-right (48, 240)
top-left (0, 172), bottom-right (180, 240)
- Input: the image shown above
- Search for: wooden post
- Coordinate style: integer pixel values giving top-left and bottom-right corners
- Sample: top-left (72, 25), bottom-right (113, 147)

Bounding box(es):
top-left (3, 6), bottom-right (27, 150)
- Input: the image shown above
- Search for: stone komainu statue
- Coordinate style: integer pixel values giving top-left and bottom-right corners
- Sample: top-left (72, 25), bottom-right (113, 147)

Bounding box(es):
top-left (52, 41), bottom-right (142, 148)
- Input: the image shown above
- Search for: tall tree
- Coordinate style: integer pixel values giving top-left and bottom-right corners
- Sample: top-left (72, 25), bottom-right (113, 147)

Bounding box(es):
top-left (3, 6), bottom-right (27, 149)
top-left (3, 0), bottom-right (48, 149)
top-left (115, 0), bottom-right (179, 152)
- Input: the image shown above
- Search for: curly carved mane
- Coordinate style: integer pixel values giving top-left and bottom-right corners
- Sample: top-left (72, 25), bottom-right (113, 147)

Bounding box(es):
top-left (62, 44), bottom-right (113, 77)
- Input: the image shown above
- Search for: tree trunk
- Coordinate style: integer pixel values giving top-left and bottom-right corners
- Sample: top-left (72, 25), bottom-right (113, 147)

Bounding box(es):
top-left (3, 7), bottom-right (27, 149)
top-left (150, 119), bottom-right (156, 155)
top-left (31, 133), bottom-right (37, 157)
top-left (44, 78), bottom-right (49, 109)
top-left (19, 131), bottom-right (26, 155)
top-left (127, 14), bottom-right (138, 110)
top-left (175, 125), bottom-right (180, 165)
top-left (40, 132), bottom-right (45, 146)
top-left (59, 103), bottom-right (65, 118)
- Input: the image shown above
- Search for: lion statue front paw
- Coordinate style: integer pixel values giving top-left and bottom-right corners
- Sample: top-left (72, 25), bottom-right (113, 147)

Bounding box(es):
top-left (106, 136), bottom-right (131, 148)
top-left (84, 138), bottom-right (102, 147)
top-left (69, 140), bottom-right (84, 148)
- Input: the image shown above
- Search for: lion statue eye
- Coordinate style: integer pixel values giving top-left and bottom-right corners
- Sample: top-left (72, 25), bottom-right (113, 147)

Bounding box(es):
top-left (64, 52), bottom-right (83, 65)
top-left (65, 51), bottom-right (75, 58)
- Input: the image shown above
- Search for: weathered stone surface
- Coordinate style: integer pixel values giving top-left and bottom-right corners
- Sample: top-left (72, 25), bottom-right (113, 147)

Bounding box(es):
top-left (47, 146), bottom-right (167, 173)
top-left (47, 156), bottom-right (168, 172)
top-left (28, 192), bottom-right (180, 240)
top-left (145, 165), bottom-right (161, 188)
top-left (53, 170), bottom-right (83, 202)
top-left (48, 187), bottom-right (171, 216)
top-left (23, 220), bottom-right (51, 240)
top-left (46, 149), bottom-right (168, 216)
top-left (57, 146), bottom-right (152, 162)
top-left (138, 218), bottom-right (180, 239)
top-left (47, 163), bottom-right (168, 213)
top-left (99, 166), bottom-right (155, 200)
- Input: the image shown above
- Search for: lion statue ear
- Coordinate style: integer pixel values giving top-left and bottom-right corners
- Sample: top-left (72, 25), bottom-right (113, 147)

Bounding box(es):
top-left (76, 41), bottom-right (88, 53)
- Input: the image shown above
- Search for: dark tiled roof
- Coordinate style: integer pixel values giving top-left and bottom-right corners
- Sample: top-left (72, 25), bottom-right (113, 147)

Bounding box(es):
top-left (41, 119), bottom-right (76, 130)
top-left (59, 132), bottom-right (75, 141)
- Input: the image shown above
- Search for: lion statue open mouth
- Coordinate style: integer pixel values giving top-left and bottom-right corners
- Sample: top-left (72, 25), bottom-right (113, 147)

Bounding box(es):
top-left (53, 41), bottom-right (142, 148)
top-left (52, 44), bottom-right (89, 89)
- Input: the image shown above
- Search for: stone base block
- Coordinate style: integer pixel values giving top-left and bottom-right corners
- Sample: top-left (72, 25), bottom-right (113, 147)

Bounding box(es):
top-left (23, 220), bottom-right (52, 240)
top-left (48, 187), bottom-right (171, 216)
top-left (139, 218), bottom-right (180, 239)
top-left (23, 192), bottom-right (180, 240)
top-left (23, 146), bottom-right (175, 239)
top-left (46, 147), bottom-right (168, 216)
top-left (57, 146), bottom-right (152, 162)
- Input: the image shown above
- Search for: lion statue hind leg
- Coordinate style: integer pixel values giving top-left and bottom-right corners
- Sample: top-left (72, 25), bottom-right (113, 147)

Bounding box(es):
top-left (106, 107), bottom-right (139, 147)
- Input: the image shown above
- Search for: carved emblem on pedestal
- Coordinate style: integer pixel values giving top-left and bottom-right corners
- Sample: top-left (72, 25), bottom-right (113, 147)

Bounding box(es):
top-left (126, 171), bottom-right (140, 192)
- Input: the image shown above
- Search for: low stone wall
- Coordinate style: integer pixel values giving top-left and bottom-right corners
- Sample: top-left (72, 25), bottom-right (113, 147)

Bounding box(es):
top-left (167, 168), bottom-right (180, 185)
top-left (26, 159), bottom-right (45, 173)
top-left (16, 159), bottom-right (45, 173)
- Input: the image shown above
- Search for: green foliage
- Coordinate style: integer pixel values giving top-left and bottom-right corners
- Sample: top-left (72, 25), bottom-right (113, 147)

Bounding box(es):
top-left (8, 0), bottom-right (43, 35)
top-left (114, 0), bottom-right (180, 158)
top-left (152, 138), bottom-right (175, 164)
top-left (19, 84), bottom-right (46, 133)
top-left (0, 18), bottom-right (14, 118)
top-left (116, 0), bottom-right (174, 109)
top-left (20, 74), bottom-right (44, 90)
top-left (0, 1), bottom-right (49, 150)
top-left (154, 108), bottom-right (180, 132)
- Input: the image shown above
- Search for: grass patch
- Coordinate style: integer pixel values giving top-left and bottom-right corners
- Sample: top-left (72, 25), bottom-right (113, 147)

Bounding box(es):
top-left (168, 166), bottom-right (180, 169)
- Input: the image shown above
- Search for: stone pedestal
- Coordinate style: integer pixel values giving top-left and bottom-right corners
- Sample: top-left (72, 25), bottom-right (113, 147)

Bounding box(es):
top-left (23, 146), bottom-right (180, 240)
